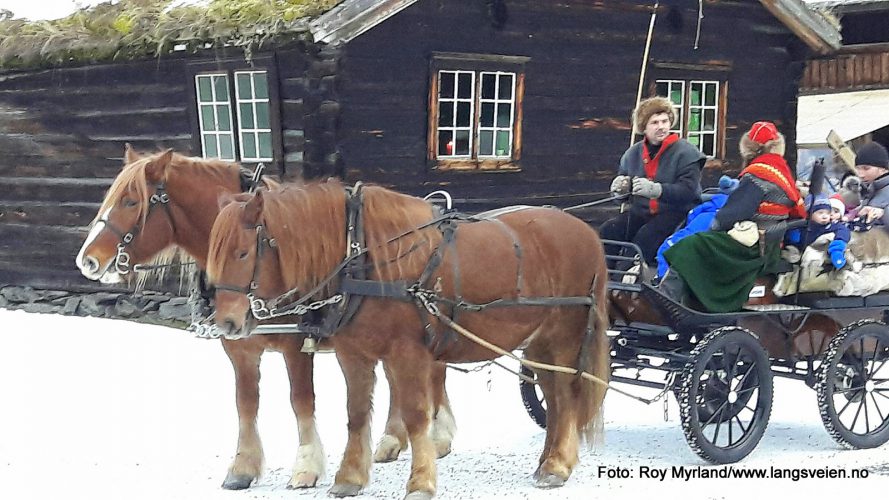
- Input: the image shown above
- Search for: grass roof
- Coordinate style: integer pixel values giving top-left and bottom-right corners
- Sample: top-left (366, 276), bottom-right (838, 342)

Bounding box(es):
top-left (0, 0), bottom-right (342, 69)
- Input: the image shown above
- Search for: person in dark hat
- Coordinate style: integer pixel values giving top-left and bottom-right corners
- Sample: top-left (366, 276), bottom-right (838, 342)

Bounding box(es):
top-left (660, 121), bottom-right (806, 312)
top-left (851, 141), bottom-right (889, 226)
top-left (600, 96), bottom-right (706, 266)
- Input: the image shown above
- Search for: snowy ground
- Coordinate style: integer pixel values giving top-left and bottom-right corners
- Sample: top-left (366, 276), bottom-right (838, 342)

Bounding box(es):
top-left (1, 308), bottom-right (888, 499)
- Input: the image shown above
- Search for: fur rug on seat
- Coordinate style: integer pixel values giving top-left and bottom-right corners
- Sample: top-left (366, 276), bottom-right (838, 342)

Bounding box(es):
top-left (773, 229), bottom-right (889, 297)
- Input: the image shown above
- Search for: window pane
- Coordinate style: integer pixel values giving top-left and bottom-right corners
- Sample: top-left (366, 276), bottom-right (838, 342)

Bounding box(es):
top-left (200, 105), bottom-right (215, 130)
top-left (495, 130), bottom-right (511, 156)
top-left (688, 110), bottom-right (701, 132)
top-left (258, 132), bottom-right (273, 159)
top-left (438, 130), bottom-right (453, 156)
top-left (704, 83), bottom-right (717, 105)
top-left (197, 77), bottom-right (212, 102)
top-left (203, 134), bottom-right (218, 157)
top-left (439, 71), bottom-right (455, 99)
top-left (671, 88), bottom-right (683, 104)
top-left (241, 132), bottom-right (257, 159)
top-left (457, 73), bottom-right (472, 99)
top-left (688, 134), bottom-right (700, 147)
top-left (496, 103), bottom-right (511, 127)
top-left (690, 85), bottom-right (701, 106)
top-left (481, 102), bottom-right (495, 127)
top-left (479, 130), bottom-right (494, 156)
top-left (498, 74), bottom-right (513, 99)
top-left (481, 73), bottom-right (496, 100)
top-left (219, 134), bottom-right (235, 160)
top-left (456, 102), bottom-right (471, 127)
top-left (438, 102), bottom-right (454, 127)
top-left (240, 103), bottom-right (254, 128)
top-left (656, 82), bottom-right (668, 96)
top-left (213, 75), bottom-right (229, 100)
top-left (255, 102), bottom-right (270, 128)
top-left (703, 134), bottom-right (715, 156)
top-left (217, 105), bottom-right (231, 131)
top-left (253, 72), bottom-right (268, 99)
top-left (236, 73), bottom-right (252, 100)
top-left (703, 109), bottom-right (716, 131)
top-left (454, 130), bottom-right (470, 155)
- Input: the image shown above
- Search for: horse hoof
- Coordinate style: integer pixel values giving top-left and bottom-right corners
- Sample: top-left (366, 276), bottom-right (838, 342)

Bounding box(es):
top-left (221, 472), bottom-right (255, 490)
top-left (287, 471), bottom-right (319, 489)
top-left (373, 435), bottom-right (404, 463)
top-left (534, 473), bottom-right (566, 489)
top-left (404, 491), bottom-right (434, 500)
top-left (329, 483), bottom-right (364, 497)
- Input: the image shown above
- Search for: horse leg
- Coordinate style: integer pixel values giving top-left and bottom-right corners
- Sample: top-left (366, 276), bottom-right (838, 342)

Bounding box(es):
top-left (220, 339), bottom-right (264, 490)
top-left (531, 367), bottom-right (557, 477)
top-left (534, 343), bottom-right (585, 488)
top-left (373, 364), bottom-right (408, 463)
top-left (388, 350), bottom-right (437, 500)
top-left (429, 362), bottom-right (456, 459)
top-left (281, 343), bottom-right (325, 488)
top-left (330, 350), bottom-right (376, 498)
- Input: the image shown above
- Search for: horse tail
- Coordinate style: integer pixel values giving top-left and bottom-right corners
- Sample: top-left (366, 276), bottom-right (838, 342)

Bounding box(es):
top-left (576, 256), bottom-right (611, 447)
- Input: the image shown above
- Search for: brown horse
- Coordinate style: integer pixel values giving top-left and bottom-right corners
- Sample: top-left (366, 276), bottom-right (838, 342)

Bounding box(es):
top-left (74, 147), bottom-right (456, 489)
top-left (206, 182), bottom-right (611, 498)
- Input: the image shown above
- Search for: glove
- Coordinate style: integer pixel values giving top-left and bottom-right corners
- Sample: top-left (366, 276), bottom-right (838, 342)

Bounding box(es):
top-left (827, 239), bottom-right (848, 269)
top-left (632, 177), bottom-right (663, 199)
top-left (610, 175), bottom-right (630, 195)
top-left (785, 228), bottom-right (802, 245)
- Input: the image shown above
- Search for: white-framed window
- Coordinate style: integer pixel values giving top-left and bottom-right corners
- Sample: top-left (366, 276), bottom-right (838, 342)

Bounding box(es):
top-left (656, 79), bottom-right (722, 157)
top-left (195, 70), bottom-right (273, 162)
top-left (430, 64), bottom-right (523, 170)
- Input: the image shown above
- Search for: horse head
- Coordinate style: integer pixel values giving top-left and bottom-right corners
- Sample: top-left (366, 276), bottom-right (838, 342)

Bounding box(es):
top-left (208, 190), bottom-right (286, 338)
top-left (76, 145), bottom-right (177, 283)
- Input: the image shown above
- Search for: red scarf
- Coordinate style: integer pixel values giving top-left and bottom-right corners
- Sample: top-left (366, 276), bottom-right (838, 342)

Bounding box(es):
top-left (641, 133), bottom-right (680, 214)
top-left (740, 153), bottom-right (806, 219)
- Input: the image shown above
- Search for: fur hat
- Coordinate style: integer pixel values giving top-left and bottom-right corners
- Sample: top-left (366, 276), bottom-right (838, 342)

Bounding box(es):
top-left (855, 142), bottom-right (889, 169)
top-left (739, 121), bottom-right (785, 162)
top-left (829, 194), bottom-right (846, 214)
top-left (633, 96), bottom-right (675, 134)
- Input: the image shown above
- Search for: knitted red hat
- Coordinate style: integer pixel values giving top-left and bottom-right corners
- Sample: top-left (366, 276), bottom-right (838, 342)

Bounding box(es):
top-left (747, 121), bottom-right (779, 144)
top-left (829, 194), bottom-right (846, 213)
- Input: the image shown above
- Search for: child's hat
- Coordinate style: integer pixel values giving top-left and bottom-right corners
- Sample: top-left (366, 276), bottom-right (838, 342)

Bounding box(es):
top-left (805, 194), bottom-right (831, 213)
top-left (718, 175), bottom-right (739, 194)
top-left (829, 194), bottom-right (846, 214)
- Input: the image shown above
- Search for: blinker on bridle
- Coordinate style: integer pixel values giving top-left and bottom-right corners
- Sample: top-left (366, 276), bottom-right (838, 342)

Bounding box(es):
top-left (95, 183), bottom-right (172, 275)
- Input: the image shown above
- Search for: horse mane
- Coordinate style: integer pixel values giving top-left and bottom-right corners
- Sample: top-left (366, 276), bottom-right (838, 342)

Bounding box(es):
top-left (208, 180), bottom-right (437, 296)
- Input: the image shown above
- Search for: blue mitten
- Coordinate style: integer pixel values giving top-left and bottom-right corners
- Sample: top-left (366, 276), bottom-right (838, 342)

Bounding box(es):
top-left (827, 239), bottom-right (848, 269)
top-left (785, 228), bottom-right (802, 245)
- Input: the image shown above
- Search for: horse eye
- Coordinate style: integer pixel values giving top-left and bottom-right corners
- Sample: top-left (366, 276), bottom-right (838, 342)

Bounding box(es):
top-left (122, 198), bottom-right (138, 208)
top-left (238, 251), bottom-right (249, 260)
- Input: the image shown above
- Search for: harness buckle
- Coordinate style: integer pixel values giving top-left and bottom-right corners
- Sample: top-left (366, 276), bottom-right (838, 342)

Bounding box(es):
top-left (248, 294), bottom-right (272, 320)
top-left (122, 232), bottom-right (134, 244)
top-left (115, 244), bottom-right (131, 275)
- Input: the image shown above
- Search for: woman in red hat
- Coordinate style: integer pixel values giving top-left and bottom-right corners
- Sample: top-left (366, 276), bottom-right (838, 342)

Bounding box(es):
top-left (660, 121), bottom-right (806, 312)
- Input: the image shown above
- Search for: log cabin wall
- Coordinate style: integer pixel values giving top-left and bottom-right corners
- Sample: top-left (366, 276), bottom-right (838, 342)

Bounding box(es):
top-left (801, 47), bottom-right (889, 94)
top-left (0, 43), bottom-right (330, 291)
top-left (331, 0), bottom-right (808, 213)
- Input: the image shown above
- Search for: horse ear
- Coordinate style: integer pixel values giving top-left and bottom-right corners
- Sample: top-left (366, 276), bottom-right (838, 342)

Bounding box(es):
top-left (217, 192), bottom-right (238, 211)
top-left (124, 143), bottom-right (139, 164)
top-left (145, 148), bottom-right (174, 182)
top-left (242, 191), bottom-right (264, 225)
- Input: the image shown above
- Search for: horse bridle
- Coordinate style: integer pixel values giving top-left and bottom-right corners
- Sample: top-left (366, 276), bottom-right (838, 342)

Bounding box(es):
top-left (95, 183), bottom-right (173, 275)
top-left (212, 222), bottom-right (285, 317)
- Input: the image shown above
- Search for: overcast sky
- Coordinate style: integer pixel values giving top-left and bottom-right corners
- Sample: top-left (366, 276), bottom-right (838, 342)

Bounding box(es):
top-left (0, 0), bottom-right (105, 21)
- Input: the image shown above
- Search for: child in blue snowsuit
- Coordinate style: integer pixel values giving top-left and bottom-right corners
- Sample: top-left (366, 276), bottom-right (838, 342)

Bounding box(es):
top-left (655, 175), bottom-right (738, 280)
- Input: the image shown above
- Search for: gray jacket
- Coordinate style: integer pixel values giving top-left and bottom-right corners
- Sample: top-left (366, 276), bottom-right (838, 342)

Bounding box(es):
top-left (618, 138), bottom-right (706, 216)
top-left (860, 173), bottom-right (889, 225)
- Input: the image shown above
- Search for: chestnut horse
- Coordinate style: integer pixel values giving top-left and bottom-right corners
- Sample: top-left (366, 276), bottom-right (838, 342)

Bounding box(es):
top-left (206, 182), bottom-right (610, 498)
top-left (74, 147), bottom-right (456, 489)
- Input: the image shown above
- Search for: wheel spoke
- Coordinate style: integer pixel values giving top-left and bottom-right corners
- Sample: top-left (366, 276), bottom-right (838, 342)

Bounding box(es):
top-left (834, 385), bottom-right (867, 395)
top-left (874, 390), bottom-right (889, 402)
top-left (702, 397), bottom-right (730, 428)
top-left (864, 390), bottom-right (871, 432)
top-left (847, 395), bottom-right (866, 432)
top-left (710, 405), bottom-right (728, 444)
top-left (869, 392), bottom-right (886, 424)
top-left (869, 338), bottom-right (882, 379)
top-left (733, 413), bottom-right (749, 435)
top-left (836, 390), bottom-right (860, 417)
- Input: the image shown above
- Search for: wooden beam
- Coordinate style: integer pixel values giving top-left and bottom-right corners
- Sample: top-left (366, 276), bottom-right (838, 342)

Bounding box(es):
top-left (759, 0), bottom-right (841, 55)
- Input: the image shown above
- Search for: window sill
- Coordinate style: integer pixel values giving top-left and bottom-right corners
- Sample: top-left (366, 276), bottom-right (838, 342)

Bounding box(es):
top-left (432, 159), bottom-right (521, 172)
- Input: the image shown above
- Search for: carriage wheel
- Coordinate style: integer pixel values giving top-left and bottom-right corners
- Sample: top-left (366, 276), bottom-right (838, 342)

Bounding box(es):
top-left (519, 366), bottom-right (547, 429)
top-left (816, 319), bottom-right (889, 449)
top-left (678, 326), bottom-right (773, 464)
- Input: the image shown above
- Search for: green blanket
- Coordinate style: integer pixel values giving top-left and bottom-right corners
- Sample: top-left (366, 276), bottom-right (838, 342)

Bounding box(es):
top-left (663, 231), bottom-right (781, 313)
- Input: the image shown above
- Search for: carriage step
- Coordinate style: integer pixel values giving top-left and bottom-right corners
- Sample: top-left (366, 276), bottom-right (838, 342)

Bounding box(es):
top-left (742, 303), bottom-right (810, 312)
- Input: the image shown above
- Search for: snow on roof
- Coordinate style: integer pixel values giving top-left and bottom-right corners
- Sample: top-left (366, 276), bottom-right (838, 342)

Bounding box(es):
top-left (797, 88), bottom-right (889, 146)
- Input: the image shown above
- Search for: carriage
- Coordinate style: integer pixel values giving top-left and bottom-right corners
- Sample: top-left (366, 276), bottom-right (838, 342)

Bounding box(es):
top-left (519, 236), bottom-right (889, 464)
